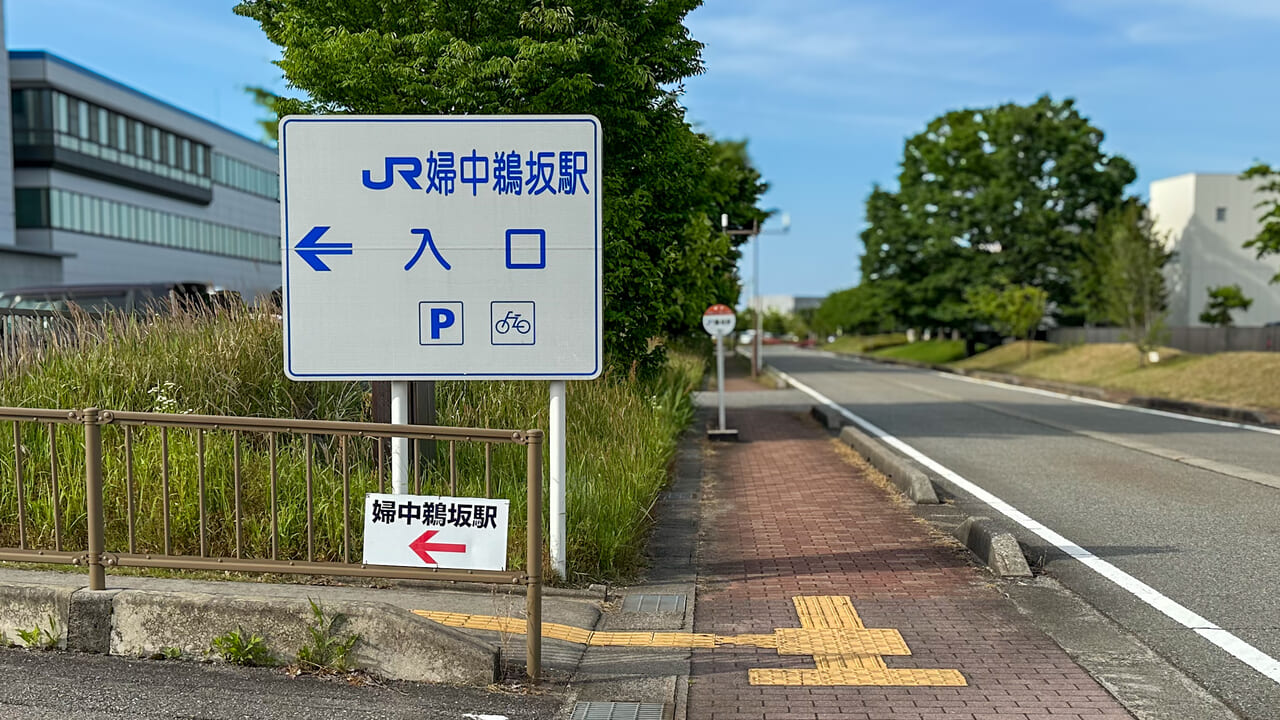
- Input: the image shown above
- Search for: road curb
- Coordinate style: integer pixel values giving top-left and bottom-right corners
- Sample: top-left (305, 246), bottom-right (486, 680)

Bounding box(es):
top-left (830, 349), bottom-right (1280, 427)
top-left (835, 424), bottom-right (940, 504)
top-left (951, 516), bottom-right (1032, 577)
top-left (0, 581), bottom-right (500, 684)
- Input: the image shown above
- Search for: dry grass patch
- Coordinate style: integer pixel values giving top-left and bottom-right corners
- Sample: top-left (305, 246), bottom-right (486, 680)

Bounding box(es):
top-left (1097, 352), bottom-right (1280, 411)
top-left (952, 341), bottom-right (1062, 371)
top-left (1014, 343), bottom-right (1188, 385)
top-left (951, 341), bottom-right (1280, 412)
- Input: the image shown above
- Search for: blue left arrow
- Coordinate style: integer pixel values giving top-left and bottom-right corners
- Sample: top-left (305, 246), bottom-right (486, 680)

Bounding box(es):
top-left (294, 226), bottom-right (352, 272)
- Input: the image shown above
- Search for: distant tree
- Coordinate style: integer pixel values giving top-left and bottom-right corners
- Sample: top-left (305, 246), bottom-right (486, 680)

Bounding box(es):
top-left (735, 306), bottom-right (756, 333)
top-left (761, 310), bottom-right (788, 337)
top-left (858, 96), bottom-right (1136, 332)
top-left (1199, 284), bottom-right (1253, 327)
top-left (811, 283), bottom-right (896, 337)
top-left (244, 86), bottom-right (281, 144)
top-left (1086, 202), bottom-right (1174, 366)
top-left (784, 312), bottom-right (810, 339)
top-left (966, 283), bottom-right (1048, 359)
top-left (1241, 163), bottom-right (1280, 283)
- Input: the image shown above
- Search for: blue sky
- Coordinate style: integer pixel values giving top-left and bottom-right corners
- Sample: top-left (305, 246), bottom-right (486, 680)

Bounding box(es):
top-left (8, 0), bottom-right (1280, 299)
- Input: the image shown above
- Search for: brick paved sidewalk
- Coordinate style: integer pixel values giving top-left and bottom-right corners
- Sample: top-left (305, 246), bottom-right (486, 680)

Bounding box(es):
top-left (688, 408), bottom-right (1133, 720)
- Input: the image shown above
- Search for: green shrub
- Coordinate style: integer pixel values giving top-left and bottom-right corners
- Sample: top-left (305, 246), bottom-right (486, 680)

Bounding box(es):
top-left (210, 628), bottom-right (274, 666)
top-left (295, 600), bottom-right (358, 673)
top-left (16, 615), bottom-right (59, 649)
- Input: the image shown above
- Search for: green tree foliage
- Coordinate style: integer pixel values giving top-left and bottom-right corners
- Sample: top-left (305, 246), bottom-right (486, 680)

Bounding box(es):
top-left (244, 86), bottom-right (282, 144)
top-left (859, 96), bottom-right (1135, 329)
top-left (1084, 202), bottom-right (1173, 365)
top-left (1242, 163), bottom-right (1280, 283)
top-left (761, 309), bottom-right (788, 336)
top-left (811, 283), bottom-right (896, 337)
top-left (1199, 284), bottom-right (1253, 327)
top-left (233, 0), bottom-right (767, 373)
top-left (966, 284), bottom-right (1047, 359)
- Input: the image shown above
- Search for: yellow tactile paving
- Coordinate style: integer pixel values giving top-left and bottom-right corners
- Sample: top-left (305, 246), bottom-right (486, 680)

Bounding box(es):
top-left (774, 627), bottom-right (909, 656)
top-left (716, 633), bottom-right (779, 649)
top-left (413, 595), bottom-right (965, 687)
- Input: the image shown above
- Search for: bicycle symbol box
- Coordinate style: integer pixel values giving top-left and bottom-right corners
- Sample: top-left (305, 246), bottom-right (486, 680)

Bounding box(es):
top-left (492, 301), bottom-right (536, 346)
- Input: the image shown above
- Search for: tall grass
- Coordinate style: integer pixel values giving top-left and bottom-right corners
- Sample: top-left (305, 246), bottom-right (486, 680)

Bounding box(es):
top-left (0, 308), bottom-right (702, 582)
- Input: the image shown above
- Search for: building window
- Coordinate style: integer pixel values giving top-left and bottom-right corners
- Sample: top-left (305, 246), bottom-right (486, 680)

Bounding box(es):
top-left (17, 187), bottom-right (278, 262)
top-left (211, 152), bottom-right (278, 199)
top-left (15, 188), bottom-right (49, 228)
top-left (1216, 207), bottom-right (1227, 222)
top-left (13, 89), bottom-right (221, 193)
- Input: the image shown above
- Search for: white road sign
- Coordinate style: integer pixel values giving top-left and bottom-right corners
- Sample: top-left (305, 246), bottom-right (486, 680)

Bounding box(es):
top-left (363, 493), bottom-right (510, 571)
top-left (702, 304), bottom-right (737, 337)
top-left (279, 115), bottom-right (602, 380)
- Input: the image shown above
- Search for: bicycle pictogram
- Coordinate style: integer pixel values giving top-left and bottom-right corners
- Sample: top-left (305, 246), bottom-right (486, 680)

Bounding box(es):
top-left (494, 310), bottom-right (531, 335)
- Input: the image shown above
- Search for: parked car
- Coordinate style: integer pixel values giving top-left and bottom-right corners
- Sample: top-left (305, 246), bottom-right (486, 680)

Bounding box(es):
top-left (0, 282), bottom-right (213, 315)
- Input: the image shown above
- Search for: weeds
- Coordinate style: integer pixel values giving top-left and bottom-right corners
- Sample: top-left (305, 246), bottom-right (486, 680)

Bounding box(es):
top-left (15, 615), bottom-right (59, 649)
top-left (210, 628), bottom-right (274, 666)
top-left (0, 307), bottom-right (704, 582)
top-left (295, 600), bottom-right (358, 673)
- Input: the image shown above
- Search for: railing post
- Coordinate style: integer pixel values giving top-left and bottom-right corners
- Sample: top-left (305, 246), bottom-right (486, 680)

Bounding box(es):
top-left (83, 408), bottom-right (106, 591)
top-left (525, 430), bottom-right (543, 683)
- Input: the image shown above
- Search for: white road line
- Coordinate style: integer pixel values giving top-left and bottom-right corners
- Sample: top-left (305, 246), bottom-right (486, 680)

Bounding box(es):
top-left (772, 366), bottom-right (1280, 686)
top-left (813, 350), bottom-right (1280, 437)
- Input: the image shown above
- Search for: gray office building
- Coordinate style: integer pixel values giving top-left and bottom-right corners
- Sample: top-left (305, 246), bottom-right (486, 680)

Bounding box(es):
top-left (0, 45), bottom-right (280, 299)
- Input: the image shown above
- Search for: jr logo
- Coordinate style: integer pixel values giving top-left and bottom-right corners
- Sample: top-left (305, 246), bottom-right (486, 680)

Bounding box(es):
top-left (362, 157), bottom-right (423, 190)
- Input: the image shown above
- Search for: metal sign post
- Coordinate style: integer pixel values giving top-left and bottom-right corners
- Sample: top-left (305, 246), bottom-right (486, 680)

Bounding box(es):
top-left (703, 304), bottom-right (738, 440)
top-left (280, 115), bottom-right (603, 589)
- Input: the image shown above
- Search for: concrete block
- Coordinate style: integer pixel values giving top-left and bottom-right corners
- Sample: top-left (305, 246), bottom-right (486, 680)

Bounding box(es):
top-left (953, 516), bottom-right (1032, 577)
top-left (810, 404), bottom-right (845, 431)
top-left (111, 589), bottom-right (499, 684)
top-left (0, 582), bottom-right (73, 649)
top-left (67, 588), bottom-right (120, 653)
top-left (837, 425), bottom-right (939, 504)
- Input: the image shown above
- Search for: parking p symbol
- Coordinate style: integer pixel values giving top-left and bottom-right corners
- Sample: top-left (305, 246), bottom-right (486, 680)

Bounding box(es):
top-left (430, 308), bottom-right (455, 339)
top-left (419, 302), bottom-right (464, 345)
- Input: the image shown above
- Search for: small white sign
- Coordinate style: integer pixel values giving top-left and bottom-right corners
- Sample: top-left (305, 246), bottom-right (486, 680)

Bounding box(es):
top-left (279, 115), bottom-right (602, 381)
top-left (363, 493), bottom-right (510, 571)
top-left (702, 304), bottom-right (737, 338)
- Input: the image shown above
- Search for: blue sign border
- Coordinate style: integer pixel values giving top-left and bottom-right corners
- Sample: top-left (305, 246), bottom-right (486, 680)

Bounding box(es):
top-left (280, 116), bottom-right (601, 380)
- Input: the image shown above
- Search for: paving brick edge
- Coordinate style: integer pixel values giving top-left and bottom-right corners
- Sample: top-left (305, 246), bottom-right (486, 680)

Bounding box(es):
top-left (833, 423), bottom-right (940, 504)
top-left (811, 405), bottom-right (1037, 577)
top-left (0, 581), bottom-right (500, 684)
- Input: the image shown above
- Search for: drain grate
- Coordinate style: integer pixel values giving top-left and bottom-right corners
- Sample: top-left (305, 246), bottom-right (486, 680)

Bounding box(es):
top-left (621, 594), bottom-right (686, 614)
top-left (570, 702), bottom-right (668, 720)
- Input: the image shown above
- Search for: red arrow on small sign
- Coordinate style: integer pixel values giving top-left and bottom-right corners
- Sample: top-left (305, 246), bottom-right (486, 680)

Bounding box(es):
top-left (409, 529), bottom-right (467, 565)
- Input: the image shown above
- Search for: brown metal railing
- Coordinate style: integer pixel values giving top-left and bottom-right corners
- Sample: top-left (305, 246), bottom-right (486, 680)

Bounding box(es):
top-left (0, 406), bottom-right (545, 679)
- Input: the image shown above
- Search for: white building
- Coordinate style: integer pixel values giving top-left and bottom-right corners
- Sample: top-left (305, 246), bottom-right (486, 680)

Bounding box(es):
top-left (1150, 173), bottom-right (1280, 327)
top-left (1, 49), bottom-right (280, 298)
top-left (754, 294), bottom-right (823, 316)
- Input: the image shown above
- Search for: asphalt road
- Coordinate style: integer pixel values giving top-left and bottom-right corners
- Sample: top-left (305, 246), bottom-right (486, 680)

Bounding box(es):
top-left (765, 347), bottom-right (1280, 720)
top-left (0, 646), bottom-right (568, 719)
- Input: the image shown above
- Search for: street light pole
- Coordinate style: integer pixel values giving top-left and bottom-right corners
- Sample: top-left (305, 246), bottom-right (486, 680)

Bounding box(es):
top-left (721, 213), bottom-right (789, 378)
top-left (752, 225), bottom-right (762, 377)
